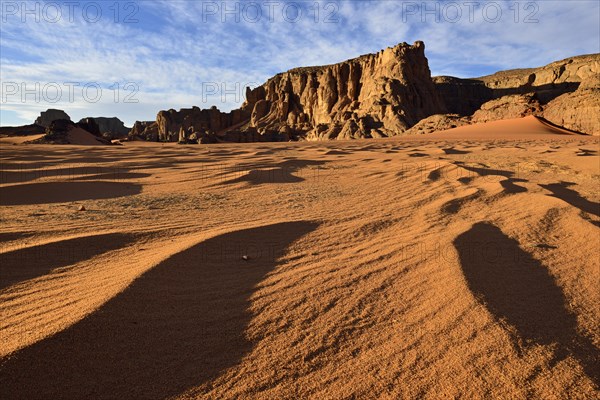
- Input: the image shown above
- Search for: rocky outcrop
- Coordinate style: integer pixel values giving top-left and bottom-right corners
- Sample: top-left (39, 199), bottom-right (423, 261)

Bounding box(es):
top-left (471, 93), bottom-right (542, 123)
top-left (432, 76), bottom-right (493, 116)
top-left (129, 45), bottom-right (599, 141)
top-left (44, 119), bottom-right (73, 140)
top-left (241, 41), bottom-right (445, 140)
top-left (79, 117), bottom-right (130, 139)
top-left (402, 114), bottom-right (471, 135)
top-left (34, 109), bottom-right (71, 128)
top-left (132, 41), bottom-right (446, 142)
top-left (130, 121), bottom-right (158, 141)
top-left (435, 54), bottom-right (600, 118)
top-left (132, 106), bottom-right (250, 143)
top-left (30, 111), bottom-right (129, 139)
top-left (0, 124), bottom-right (45, 136)
top-left (543, 74), bottom-right (600, 135)
top-left (477, 54), bottom-right (598, 103)
top-left (156, 106), bottom-right (248, 142)
top-left (31, 119), bottom-right (111, 145)
top-left (77, 118), bottom-right (101, 136)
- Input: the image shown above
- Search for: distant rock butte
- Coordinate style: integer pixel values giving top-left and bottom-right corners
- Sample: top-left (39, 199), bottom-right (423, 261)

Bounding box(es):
top-left (34, 109), bottom-right (71, 128)
top-left (1, 112), bottom-right (131, 141)
top-left (78, 117), bottom-right (130, 139)
top-left (29, 119), bottom-right (110, 145)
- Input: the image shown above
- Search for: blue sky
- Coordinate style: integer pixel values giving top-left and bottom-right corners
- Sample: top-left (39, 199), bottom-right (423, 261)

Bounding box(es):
top-left (1, 0), bottom-right (599, 126)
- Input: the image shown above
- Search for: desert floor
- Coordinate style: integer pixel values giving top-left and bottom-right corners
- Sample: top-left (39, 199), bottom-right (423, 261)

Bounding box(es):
top-left (0, 117), bottom-right (599, 399)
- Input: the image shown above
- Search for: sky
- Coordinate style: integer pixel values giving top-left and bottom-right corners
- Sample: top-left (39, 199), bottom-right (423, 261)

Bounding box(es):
top-left (1, 0), bottom-right (599, 126)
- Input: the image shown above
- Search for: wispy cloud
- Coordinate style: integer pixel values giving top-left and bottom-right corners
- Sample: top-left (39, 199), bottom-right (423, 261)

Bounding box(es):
top-left (1, 0), bottom-right (598, 126)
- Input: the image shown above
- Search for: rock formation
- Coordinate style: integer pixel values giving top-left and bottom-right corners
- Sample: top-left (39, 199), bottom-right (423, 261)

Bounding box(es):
top-left (471, 93), bottom-right (543, 123)
top-left (156, 106), bottom-right (249, 142)
top-left (0, 124), bottom-right (45, 136)
top-left (6, 110), bottom-right (129, 140)
top-left (543, 74), bottom-right (600, 135)
top-left (400, 92), bottom-right (545, 135)
top-left (130, 121), bottom-right (158, 141)
top-left (132, 41), bottom-right (447, 142)
top-left (128, 45), bottom-right (599, 141)
top-left (433, 54), bottom-right (599, 134)
top-left (431, 76), bottom-right (493, 116)
top-left (31, 119), bottom-right (110, 145)
top-left (402, 114), bottom-right (471, 135)
top-left (5, 45), bottom-right (599, 144)
top-left (475, 54), bottom-right (598, 103)
top-left (77, 118), bottom-right (101, 136)
top-left (243, 41), bottom-right (445, 140)
top-left (79, 117), bottom-right (130, 139)
top-left (34, 109), bottom-right (71, 128)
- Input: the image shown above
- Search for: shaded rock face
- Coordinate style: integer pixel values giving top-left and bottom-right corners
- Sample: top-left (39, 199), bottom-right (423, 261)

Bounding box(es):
top-left (35, 119), bottom-right (75, 144)
top-left (432, 77), bottom-right (493, 116)
top-left (435, 54), bottom-right (600, 118)
top-left (36, 119), bottom-right (109, 144)
top-left (0, 124), bottom-right (45, 136)
top-left (46, 119), bottom-right (72, 136)
top-left (77, 118), bottom-right (101, 136)
top-left (543, 74), bottom-right (600, 135)
top-left (471, 93), bottom-right (543, 123)
top-left (34, 109), bottom-right (71, 128)
top-left (79, 117), bottom-right (130, 139)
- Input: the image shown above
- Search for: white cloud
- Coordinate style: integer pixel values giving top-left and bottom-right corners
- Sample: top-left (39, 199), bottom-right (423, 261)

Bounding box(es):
top-left (1, 0), bottom-right (598, 126)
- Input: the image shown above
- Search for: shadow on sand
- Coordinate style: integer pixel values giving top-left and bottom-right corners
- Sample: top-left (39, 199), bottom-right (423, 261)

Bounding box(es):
top-left (540, 182), bottom-right (600, 218)
top-left (223, 159), bottom-right (325, 186)
top-left (454, 222), bottom-right (599, 386)
top-left (0, 181), bottom-right (142, 206)
top-left (0, 221), bottom-right (318, 399)
top-left (0, 233), bottom-right (138, 291)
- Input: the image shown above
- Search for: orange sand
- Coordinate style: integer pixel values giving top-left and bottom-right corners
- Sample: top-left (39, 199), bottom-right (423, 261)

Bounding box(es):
top-left (0, 117), bottom-right (598, 398)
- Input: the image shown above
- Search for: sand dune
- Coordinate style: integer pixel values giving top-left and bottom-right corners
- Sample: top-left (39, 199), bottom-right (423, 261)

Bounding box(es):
top-left (0, 233), bottom-right (138, 291)
top-left (67, 127), bottom-right (109, 145)
top-left (0, 117), bottom-right (598, 398)
top-left (0, 127), bottom-right (109, 146)
top-left (1, 222), bottom-right (318, 399)
top-left (427, 116), bottom-right (582, 139)
top-left (0, 134), bottom-right (45, 145)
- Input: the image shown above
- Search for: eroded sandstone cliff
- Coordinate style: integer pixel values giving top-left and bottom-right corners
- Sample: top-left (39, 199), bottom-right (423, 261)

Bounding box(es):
top-left (130, 43), bottom-right (600, 141)
top-left (35, 109), bottom-right (71, 128)
top-left (242, 41), bottom-right (446, 140)
top-left (433, 53), bottom-right (600, 132)
top-left (543, 73), bottom-right (600, 135)
top-left (132, 41), bottom-right (447, 142)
